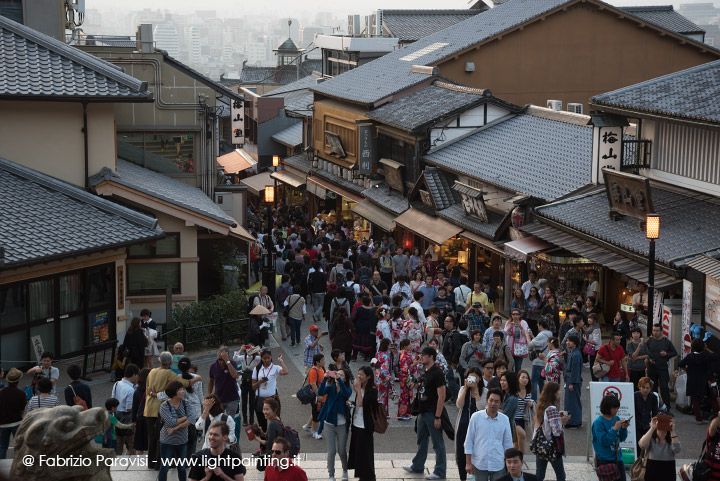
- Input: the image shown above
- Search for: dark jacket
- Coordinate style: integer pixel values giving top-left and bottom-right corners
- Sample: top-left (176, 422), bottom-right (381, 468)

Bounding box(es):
top-left (351, 386), bottom-right (378, 431)
top-left (330, 314), bottom-right (355, 353)
top-left (442, 329), bottom-right (467, 366)
top-left (123, 329), bottom-right (147, 367)
top-left (64, 380), bottom-right (93, 408)
top-left (0, 385), bottom-right (27, 424)
top-left (317, 377), bottom-right (353, 432)
top-left (497, 473), bottom-right (538, 481)
top-left (679, 350), bottom-right (719, 397)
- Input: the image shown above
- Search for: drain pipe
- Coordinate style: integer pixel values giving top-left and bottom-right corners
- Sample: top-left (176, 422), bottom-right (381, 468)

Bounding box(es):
top-left (82, 101), bottom-right (89, 190)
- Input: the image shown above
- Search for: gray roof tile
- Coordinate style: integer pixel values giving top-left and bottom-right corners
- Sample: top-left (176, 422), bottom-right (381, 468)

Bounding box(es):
top-left (535, 187), bottom-right (720, 266)
top-left (437, 202), bottom-right (506, 239)
top-left (263, 74), bottom-right (323, 117)
top-left (0, 15), bottom-right (151, 100)
top-left (365, 82), bottom-right (521, 132)
top-left (591, 59), bottom-right (720, 125)
top-left (281, 152), bottom-right (312, 173)
top-left (0, 157), bottom-right (162, 268)
top-left (619, 6), bottom-right (705, 35)
top-left (90, 159), bottom-right (236, 226)
top-left (241, 59), bottom-right (322, 86)
top-left (424, 113), bottom-right (593, 201)
top-left (271, 122), bottom-right (303, 147)
top-left (311, 168), bottom-right (365, 195)
top-left (381, 9), bottom-right (481, 42)
top-left (361, 184), bottom-right (409, 215)
top-left (423, 167), bottom-right (459, 210)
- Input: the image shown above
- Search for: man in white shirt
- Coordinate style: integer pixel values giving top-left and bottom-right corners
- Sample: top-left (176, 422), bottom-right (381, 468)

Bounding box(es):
top-left (464, 388), bottom-right (513, 481)
top-left (410, 291), bottom-right (428, 328)
top-left (112, 363), bottom-right (139, 455)
top-left (454, 277), bottom-right (472, 313)
top-left (390, 275), bottom-right (412, 309)
top-left (632, 283), bottom-right (649, 310)
top-left (586, 270), bottom-right (598, 300)
top-left (521, 271), bottom-right (543, 300)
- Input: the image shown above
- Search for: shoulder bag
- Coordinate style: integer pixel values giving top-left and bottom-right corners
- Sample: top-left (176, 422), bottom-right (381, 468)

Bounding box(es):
top-left (370, 400), bottom-right (388, 434)
top-left (530, 426), bottom-right (560, 461)
top-left (680, 440), bottom-right (712, 481)
top-left (283, 295), bottom-right (302, 318)
top-left (630, 447), bottom-right (649, 481)
top-left (596, 441), bottom-right (622, 481)
top-left (296, 368), bottom-right (316, 404)
top-left (592, 344), bottom-right (612, 378)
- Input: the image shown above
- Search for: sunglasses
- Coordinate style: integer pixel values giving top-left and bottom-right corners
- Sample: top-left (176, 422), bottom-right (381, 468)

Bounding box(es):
top-left (272, 450), bottom-right (285, 455)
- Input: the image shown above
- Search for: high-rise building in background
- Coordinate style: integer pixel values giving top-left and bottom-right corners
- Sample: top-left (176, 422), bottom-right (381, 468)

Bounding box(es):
top-left (153, 23), bottom-right (180, 59)
top-left (678, 3), bottom-right (720, 25)
top-left (185, 25), bottom-right (201, 65)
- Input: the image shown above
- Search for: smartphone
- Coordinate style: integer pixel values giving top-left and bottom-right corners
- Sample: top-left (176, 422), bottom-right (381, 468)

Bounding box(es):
top-left (321, 331), bottom-right (329, 336)
top-left (657, 413), bottom-right (671, 431)
top-left (326, 370), bottom-right (337, 378)
top-left (245, 426), bottom-right (256, 441)
top-left (624, 416), bottom-right (633, 423)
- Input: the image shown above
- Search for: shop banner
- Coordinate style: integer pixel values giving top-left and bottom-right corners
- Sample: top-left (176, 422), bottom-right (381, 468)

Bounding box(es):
top-left (31, 335), bottom-right (45, 365)
top-left (653, 289), bottom-right (664, 327)
top-left (706, 275), bottom-right (720, 332)
top-left (682, 280), bottom-right (693, 358)
top-left (589, 382), bottom-right (637, 461)
top-left (662, 305), bottom-right (672, 340)
top-left (357, 124), bottom-right (376, 175)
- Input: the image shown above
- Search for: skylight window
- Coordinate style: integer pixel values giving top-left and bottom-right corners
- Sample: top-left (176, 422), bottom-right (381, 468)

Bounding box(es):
top-left (400, 42), bottom-right (449, 62)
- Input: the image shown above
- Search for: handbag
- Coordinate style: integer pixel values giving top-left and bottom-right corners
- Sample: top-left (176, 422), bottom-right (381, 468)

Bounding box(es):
top-left (583, 342), bottom-right (597, 356)
top-left (296, 369), bottom-right (316, 405)
top-left (596, 441), bottom-right (622, 481)
top-left (529, 426), bottom-right (560, 461)
top-left (283, 295), bottom-right (302, 318)
top-left (630, 448), bottom-right (649, 481)
top-left (592, 345), bottom-right (612, 378)
top-left (70, 385), bottom-right (89, 410)
top-left (680, 440), bottom-right (712, 481)
top-left (512, 329), bottom-right (529, 357)
top-left (371, 401), bottom-right (388, 434)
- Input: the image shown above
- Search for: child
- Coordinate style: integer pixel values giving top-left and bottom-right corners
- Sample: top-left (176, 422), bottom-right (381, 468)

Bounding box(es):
top-left (97, 398), bottom-right (133, 453)
top-left (170, 343), bottom-right (184, 374)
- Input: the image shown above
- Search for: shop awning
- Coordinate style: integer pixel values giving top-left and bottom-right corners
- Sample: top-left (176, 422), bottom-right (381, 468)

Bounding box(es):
top-left (239, 171), bottom-right (274, 196)
top-left (504, 236), bottom-right (554, 263)
top-left (270, 170), bottom-right (305, 189)
top-left (229, 223), bottom-right (256, 243)
top-left (686, 255), bottom-right (720, 279)
top-left (460, 231), bottom-right (505, 257)
top-left (217, 149), bottom-right (257, 173)
top-left (306, 176), bottom-right (363, 203)
top-left (352, 199), bottom-right (396, 232)
top-left (522, 222), bottom-right (679, 288)
top-left (394, 207), bottom-right (462, 245)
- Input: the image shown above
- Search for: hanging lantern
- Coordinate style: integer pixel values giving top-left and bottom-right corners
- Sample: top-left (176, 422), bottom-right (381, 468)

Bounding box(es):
top-left (264, 185), bottom-right (274, 203)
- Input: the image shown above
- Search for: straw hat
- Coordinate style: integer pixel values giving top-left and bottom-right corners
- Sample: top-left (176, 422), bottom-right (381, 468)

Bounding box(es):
top-left (249, 305), bottom-right (271, 316)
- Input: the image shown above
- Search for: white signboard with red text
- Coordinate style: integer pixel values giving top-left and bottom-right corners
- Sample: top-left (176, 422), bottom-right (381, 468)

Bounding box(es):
top-left (589, 382), bottom-right (637, 461)
top-left (682, 280), bottom-right (693, 358)
top-left (661, 305), bottom-right (672, 340)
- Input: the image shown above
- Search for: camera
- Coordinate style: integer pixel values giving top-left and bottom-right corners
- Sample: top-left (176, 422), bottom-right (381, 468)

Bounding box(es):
top-left (467, 377), bottom-right (476, 385)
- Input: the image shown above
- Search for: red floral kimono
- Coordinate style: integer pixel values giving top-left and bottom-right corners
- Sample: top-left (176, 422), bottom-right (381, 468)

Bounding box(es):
top-left (397, 350), bottom-right (418, 418)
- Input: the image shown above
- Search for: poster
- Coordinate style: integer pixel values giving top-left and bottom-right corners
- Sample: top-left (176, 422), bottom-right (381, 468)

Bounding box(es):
top-left (589, 382), bottom-right (637, 461)
top-left (652, 289), bottom-right (664, 327)
top-left (661, 305), bottom-right (672, 340)
top-left (30, 335), bottom-right (45, 364)
top-left (682, 280), bottom-right (693, 358)
top-left (706, 275), bottom-right (720, 332)
top-left (92, 311), bottom-right (110, 344)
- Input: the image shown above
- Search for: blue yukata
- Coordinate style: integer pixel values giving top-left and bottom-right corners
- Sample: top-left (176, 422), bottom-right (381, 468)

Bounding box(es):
top-left (564, 347), bottom-right (583, 426)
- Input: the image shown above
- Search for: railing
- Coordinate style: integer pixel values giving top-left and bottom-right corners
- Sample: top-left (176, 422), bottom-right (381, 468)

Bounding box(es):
top-left (80, 340), bottom-right (118, 381)
top-left (159, 318), bottom-right (249, 349)
top-left (622, 139), bottom-right (652, 172)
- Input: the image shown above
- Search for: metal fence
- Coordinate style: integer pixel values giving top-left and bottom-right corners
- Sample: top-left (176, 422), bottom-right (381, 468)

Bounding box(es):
top-left (159, 318), bottom-right (248, 349)
top-left (622, 139), bottom-right (652, 172)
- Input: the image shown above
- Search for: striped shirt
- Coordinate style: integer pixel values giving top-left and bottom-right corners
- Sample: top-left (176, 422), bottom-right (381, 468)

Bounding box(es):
top-left (26, 395), bottom-right (59, 413)
top-left (515, 392), bottom-right (532, 421)
top-left (159, 399), bottom-right (193, 445)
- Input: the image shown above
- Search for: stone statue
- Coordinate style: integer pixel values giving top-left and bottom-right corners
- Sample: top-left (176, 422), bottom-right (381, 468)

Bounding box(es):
top-left (10, 406), bottom-right (114, 481)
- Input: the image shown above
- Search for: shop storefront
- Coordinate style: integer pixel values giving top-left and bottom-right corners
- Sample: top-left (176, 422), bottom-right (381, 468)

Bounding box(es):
top-left (0, 263), bottom-right (116, 369)
top-left (306, 175), bottom-right (370, 242)
top-left (240, 171), bottom-right (275, 204)
top-left (270, 168), bottom-right (306, 207)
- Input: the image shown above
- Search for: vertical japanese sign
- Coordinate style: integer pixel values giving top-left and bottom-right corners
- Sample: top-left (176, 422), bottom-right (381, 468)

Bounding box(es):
top-left (117, 265), bottom-right (125, 310)
top-left (31, 335), bottom-right (45, 365)
top-left (231, 99), bottom-right (244, 146)
top-left (682, 280), bottom-right (693, 358)
top-left (706, 275), bottom-right (720, 331)
top-left (661, 305), bottom-right (672, 339)
top-left (593, 126), bottom-right (623, 183)
top-left (652, 289), bottom-right (664, 327)
top-left (357, 124), bottom-right (376, 175)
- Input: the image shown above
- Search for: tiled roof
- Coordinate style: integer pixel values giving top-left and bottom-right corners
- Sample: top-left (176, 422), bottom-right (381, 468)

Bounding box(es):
top-left (271, 122), bottom-right (303, 148)
top-left (90, 159), bottom-right (236, 226)
top-left (160, 53), bottom-right (243, 101)
top-left (312, 0), bottom-right (716, 106)
top-left (311, 0), bottom-right (574, 105)
top-left (263, 74), bottom-right (323, 117)
top-left (619, 6), bottom-right (705, 35)
top-left (365, 81), bottom-right (522, 132)
top-left (381, 10), bottom-right (481, 42)
top-left (311, 168), bottom-right (365, 195)
top-left (437, 202), bottom-right (506, 239)
top-left (0, 157), bottom-right (162, 268)
top-left (361, 184), bottom-right (409, 215)
top-left (281, 152), bottom-right (312, 173)
top-left (423, 167), bottom-right (459, 210)
top-left (241, 60), bottom-right (322, 86)
top-left (591, 59), bottom-right (720, 125)
top-left (0, 15), bottom-right (152, 100)
top-left (424, 112), bottom-right (593, 201)
top-left (262, 73), bottom-right (323, 96)
top-left (276, 38), bottom-right (301, 52)
top-left (535, 186), bottom-right (720, 266)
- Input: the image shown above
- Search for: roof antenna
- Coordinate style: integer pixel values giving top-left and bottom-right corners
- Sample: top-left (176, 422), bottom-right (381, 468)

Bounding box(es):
top-left (288, 19), bottom-right (292, 39)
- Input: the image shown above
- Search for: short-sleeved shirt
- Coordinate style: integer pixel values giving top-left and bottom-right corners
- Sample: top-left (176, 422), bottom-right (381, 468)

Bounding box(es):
top-left (263, 464), bottom-right (308, 481)
top-left (626, 340), bottom-right (648, 371)
top-left (303, 335), bottom-right (321, 366)
top-left (209, 360), bottom-right (240, 404)
top-left (598, 344), bottom-right (625, 379)
top-left (188, 448), bottom-right (246, 481)
top-left (586, 281), bottom-right (598, 298)
top-left (308, 366), bottom-right (326, 402)
top-left (253, 364), bottom-right (282, 398)
top-left (418, 364), bottom-right (446, 413)
top-left (392, 254), bottom-right (409, 276)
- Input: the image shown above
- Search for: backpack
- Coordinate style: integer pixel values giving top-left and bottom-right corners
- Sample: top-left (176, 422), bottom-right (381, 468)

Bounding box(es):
top-left (276, 284), bottom-right (292, 305)
top-left (332, 265), bottom-right (346, 285)
top-left (94, 414), bottom-right (114, 445)
top-left (278, 420), bottom-right (301, 457)
top-left (309, 270), bottom-right (327, 293)
top-left (70, 384), bottom-right (88, 411)
top-left (345, 283), bottom-right (357, 306)
top-left (357, 267), bottom-right (372, 288)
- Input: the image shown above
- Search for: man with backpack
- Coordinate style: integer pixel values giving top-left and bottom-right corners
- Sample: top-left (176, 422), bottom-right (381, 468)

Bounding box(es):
top-left (308, 260), bottom-right (327, 325)
top-left (276, 275), bottom-right (293, 341)
top-left (441, 316), bottom-right (465, 400)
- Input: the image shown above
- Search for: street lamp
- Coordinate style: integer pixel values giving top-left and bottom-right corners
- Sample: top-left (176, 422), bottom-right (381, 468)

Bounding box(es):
top-left (261, 184), bottom-right (277, 299)
top-left (646, 213), bottom-right (660, 326)
top-left (264, 185), bottom-right (275, 203)
top-left (272, 155), bottom-right (280, 168)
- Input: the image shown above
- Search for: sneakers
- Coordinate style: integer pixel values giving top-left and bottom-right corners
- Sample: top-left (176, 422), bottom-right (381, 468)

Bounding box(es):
top-left (398, 415), bottom-right (412, 421)
top-left (342, 471), bottom-right (349, 481)
top-left (426, 474), bottom-right (444, 480)
top-left (586, 385), bottom-right (591, 390)
top-left (696, 419), bottom-right (709, 425)
top-left (302, 424), bottom-right (312, 432)
top-left (313, 431), bottom-right (323, 439)
top-left (403, 466), bottom-right (423, 474)
top-left (329, 477), bottom-right (336, 481)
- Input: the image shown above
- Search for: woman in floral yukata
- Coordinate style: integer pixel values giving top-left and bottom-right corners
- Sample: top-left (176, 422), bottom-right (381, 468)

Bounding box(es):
top-left (402, 307), bottom-right (424, 354)
top-left (397, 339), bottom-right (419, 420)
top-left (539, 337), bottom-right (564, 384)
top-left (374, 338), bottom-right (394, 418)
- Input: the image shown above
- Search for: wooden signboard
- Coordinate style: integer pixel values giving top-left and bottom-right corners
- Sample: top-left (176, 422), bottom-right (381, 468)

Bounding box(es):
top-left (603, 168), bottom-right (654, 221)
top-left (380, 158), bottom-right (404, 194)
top-left (324, 131), bottom-right (346, 157)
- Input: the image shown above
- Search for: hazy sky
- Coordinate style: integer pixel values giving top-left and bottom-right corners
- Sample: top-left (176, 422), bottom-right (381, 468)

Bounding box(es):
top-left (89, 0), bottom-right (696, 18)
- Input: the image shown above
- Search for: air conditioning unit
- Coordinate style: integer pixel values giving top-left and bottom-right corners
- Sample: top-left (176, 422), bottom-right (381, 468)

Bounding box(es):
top-left (567, 103), bottom-right (583, 114)
top-left (547, 100), bottom-right (562, 111)
top-left (348, 15), bottom-right (360, 37)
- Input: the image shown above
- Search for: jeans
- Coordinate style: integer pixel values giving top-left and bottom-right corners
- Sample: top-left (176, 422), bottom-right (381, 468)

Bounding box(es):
top-left (446, 367), bottom-right (460, 401)
top-left (0, 425), bottom-right (18, 459)
top-left (411, 412), bottom-right (446, 478)
top-left (324, 422), bottom-right (349, 476)
top-left (531, 364), bottom-right (545, 402)
top-left (474, 468), bottom-right (507, 481)
top-left (277, 312), bottom-right (289, 340)
top-left (601, 376), bottom-right (620, 382)
top-left (648, 364), bottom-right (671, 408)
top-left (159, 442), bottom-right (187, 481)
top-left (311, 293), bottom-right (325, 323)
top-left (513, 356), bottom-right (524, 374)
top-left (536, 456), bottom-right (566, 481)
top-left (241, 383), bottom-right (256, 424)
top-left (288, 317), bottom-right (302, 344)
